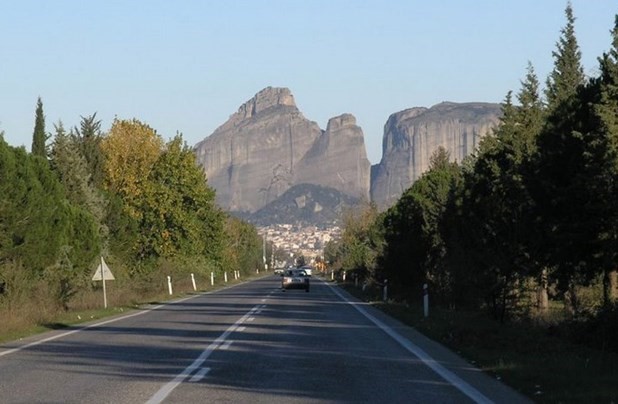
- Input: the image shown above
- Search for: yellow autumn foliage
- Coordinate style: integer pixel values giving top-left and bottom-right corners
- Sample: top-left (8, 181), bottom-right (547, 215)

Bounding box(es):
top-left (100, 118), bottom-right (163, 217)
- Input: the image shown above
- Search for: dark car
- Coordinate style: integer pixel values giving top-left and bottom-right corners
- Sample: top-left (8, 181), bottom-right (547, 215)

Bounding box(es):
top-left (281, 269), bottom-right (310, 292)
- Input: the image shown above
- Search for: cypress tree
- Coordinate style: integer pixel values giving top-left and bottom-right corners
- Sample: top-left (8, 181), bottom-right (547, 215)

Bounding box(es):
top-left (31, 97), bottom-right (48, 158)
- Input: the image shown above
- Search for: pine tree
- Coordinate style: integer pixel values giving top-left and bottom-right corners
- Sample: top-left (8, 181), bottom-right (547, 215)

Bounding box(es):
top-left (31, 97), bottom-right (48, 158)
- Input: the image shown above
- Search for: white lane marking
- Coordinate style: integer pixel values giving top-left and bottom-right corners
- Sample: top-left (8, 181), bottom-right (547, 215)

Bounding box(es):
top-left (189, 367), bottom-right (211, 382)
top-left (247, 317), bottom-right (255, 322)
top-left (146, 304), bottom-right (260, 404)
top-left (220, 340), bottom-right (233, 350)
top-left (261, 298), bottom-right (267, 302)
top-left (237, 326), bottom-right (246, 332)
top-left (326, 282), bottom-right (493, 404)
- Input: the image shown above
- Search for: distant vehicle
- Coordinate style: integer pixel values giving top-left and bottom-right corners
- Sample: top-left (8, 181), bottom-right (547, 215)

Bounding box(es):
top-left (299, 265), bottom-right (313, 276)
top-left (281, 269), bottom-right (310, 292)
top-left (274, 267), bottom-right (285, 275)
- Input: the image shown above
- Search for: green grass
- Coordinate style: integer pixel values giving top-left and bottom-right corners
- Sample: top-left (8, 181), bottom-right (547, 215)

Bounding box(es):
top-left (340, 283), bottom-right (618, 403)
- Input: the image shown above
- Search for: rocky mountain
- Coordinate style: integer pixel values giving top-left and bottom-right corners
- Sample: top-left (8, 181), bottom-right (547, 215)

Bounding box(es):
top-left (194, 87), bottom-right (371, 214)
top-left (245, 183), bottom-right (360, 226)
top-left (370, 102), bottom-right (501, 209)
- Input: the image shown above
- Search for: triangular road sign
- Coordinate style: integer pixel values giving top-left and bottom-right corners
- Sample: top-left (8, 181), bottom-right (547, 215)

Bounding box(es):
top-left (92, 257), bottom-right (115, 281)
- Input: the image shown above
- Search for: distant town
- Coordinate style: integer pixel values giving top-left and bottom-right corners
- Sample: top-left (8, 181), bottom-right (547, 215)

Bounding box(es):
top-left (257, 224), bottom-right (341, 267)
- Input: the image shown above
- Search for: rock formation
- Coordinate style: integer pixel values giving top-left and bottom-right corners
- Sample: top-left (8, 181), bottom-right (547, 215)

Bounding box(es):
top-left (194, 87), bottom-right (371, 213)
top-left (295, 113), bottom-right (370, 201)
top-left (370, 102), bottom-right (501, 209)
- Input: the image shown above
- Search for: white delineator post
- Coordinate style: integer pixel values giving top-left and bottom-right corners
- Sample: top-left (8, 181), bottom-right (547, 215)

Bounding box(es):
top-left (423, 283), bottom-right (429, 318)
top-left (167, 276), bottom-right (173, 295)
top-left (210, 272), bottom-right (214, 286)
top-left (224, 272), bottom-right (228, 283)
top-left (191, 273), bottom-right (197, 291)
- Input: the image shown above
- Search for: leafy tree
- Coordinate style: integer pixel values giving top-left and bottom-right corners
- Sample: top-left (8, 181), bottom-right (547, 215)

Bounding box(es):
top-left (100, 118), bottom-right (163, 219)
top-left (338, 202), bottom-right (382, 282)
top-left (31, 97), bottom-right (48, 158)
top-left (221, 216), bottom-right (261, 275)
top-left (136, 135), bottom-right (224, 262)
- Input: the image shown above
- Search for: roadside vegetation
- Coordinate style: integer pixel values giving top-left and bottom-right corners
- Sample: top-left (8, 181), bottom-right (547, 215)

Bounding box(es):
top-left (326, 5), bottom-right (618, 403)
top-left (1, 111), bottom-right (268, 342)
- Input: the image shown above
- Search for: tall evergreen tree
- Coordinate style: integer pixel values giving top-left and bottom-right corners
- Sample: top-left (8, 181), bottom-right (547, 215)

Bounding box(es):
top-left (380, 147), bottom-right (460, 301)
top-left (545, 2), bottom-right (585, 114)
top-left (533, 2), bottom-right (592, 313)
top-left (50, 121), bottom-right (106, 227)
top-left (590, 15), bottom-right (618, 304)
top-left (31, 97), bottom-right (47, 158)
top-left (73, 113), bottom-right (105, 187)
top-left (454, 82), bottom-right (544, 320)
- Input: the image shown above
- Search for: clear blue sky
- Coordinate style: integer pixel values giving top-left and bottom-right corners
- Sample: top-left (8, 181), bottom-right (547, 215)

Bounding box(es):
top-left (1, 0), bottom-right (616, 164)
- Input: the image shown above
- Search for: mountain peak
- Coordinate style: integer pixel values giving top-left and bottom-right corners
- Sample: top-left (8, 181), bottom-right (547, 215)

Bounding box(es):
top-left (237, 87), bottom-right (296, 119)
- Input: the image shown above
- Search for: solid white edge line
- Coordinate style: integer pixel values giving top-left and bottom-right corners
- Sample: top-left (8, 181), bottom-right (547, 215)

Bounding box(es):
top-left (0, 277), bottom-right (258, 359)
top-left (325, 281), bottom-right (493, 404)
top-left (0, 307), bottom-right (159, 358)
top-left (145, 304), bottom-right (260, 404)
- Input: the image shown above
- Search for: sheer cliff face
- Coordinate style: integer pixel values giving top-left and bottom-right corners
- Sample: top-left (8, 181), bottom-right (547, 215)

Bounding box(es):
top-left (370, 102), bottom-right (501, 209)
top-left (194, 87), bottom-right (371, 213)
top-left (295, 113), bottom-right (370, 201)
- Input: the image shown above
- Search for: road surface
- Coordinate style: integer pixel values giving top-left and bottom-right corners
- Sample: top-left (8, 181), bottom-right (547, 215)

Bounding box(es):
top-left (0, 276), bottom-right (530, 403)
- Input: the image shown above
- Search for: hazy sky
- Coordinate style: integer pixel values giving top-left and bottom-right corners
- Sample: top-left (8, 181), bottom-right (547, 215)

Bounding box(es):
top-left (1, 0), bottom-right (616, 164)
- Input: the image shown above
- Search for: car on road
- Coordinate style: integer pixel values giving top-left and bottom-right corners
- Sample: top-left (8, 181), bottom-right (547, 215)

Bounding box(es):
top-left (281, 269), bottom-right (310, 292)
top-left (299, 265), bottom-right (313, 276)
top-left (274, 267), bottom-right (285, 275)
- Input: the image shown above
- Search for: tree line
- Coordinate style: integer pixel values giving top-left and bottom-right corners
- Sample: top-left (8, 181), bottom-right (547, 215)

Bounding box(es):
top-left (1, 106), bottom-right (264, 318)
top-left (326, 5), bottom-right (618, 333)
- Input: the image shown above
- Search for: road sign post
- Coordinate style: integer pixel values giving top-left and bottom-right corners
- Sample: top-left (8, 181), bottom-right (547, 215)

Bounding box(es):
top-left (92, 256), bottom-right (115, 309)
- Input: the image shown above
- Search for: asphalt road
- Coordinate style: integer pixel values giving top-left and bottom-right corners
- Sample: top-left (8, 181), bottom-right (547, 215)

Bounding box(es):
top-left (0, 276), bottom-right (530, 403)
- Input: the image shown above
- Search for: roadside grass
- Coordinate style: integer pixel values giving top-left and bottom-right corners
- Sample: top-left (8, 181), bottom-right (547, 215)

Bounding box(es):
top-left (339, 283), bottom-right (618, 403)
top-left (0, 271), bottom-right (266, 345)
